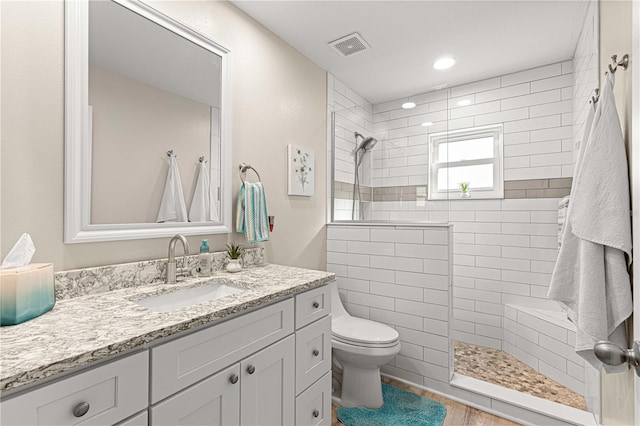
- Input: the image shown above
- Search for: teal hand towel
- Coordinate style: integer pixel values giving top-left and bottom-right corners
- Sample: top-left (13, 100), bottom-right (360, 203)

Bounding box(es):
top-left (236, 182), bottom-right (269, 243)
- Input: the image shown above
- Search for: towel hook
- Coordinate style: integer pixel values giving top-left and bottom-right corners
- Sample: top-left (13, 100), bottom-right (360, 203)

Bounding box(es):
top-left (239, 163), bottom-right (262, 184)
top-left (167, 150), bottom-right (176, 158)
top-left (199, 156), bottom-right (206, 163)
top-left (607, 54), bottom-right (629, 74)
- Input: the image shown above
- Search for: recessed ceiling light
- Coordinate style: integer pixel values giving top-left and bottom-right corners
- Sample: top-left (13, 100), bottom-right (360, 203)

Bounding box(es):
top-left (456, 99), bottom-right (472, 107)
top-left (433, 57), bottom-right (455, 70)
top-left (421, 122), bottom-right (434, 127)
top-left (402, 102), bottom-right (416, 109)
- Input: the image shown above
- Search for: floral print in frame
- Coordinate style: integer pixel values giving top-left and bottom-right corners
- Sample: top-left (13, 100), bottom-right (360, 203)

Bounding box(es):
top-left (287, 145), bottom-right (314, 196)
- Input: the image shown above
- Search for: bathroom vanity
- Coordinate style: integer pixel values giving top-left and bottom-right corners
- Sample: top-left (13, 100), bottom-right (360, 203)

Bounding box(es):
top-left (0, 263), bottom-right (334, 426)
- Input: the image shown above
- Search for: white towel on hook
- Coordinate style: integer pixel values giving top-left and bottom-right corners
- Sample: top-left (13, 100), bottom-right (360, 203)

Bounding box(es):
top-left (547, 72), bottom-right (632, 372)
top-left (189, 160), bottom-right (212, 222)
top-left (157, 152), bottom-right (188, 223)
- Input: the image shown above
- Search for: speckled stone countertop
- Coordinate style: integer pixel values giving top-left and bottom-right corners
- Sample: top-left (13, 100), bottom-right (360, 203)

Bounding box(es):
top-left (0, 264), bottom-right (334, 394)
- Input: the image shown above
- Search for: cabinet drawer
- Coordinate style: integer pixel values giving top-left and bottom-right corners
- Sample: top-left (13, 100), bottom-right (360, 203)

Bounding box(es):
top-left (150, 364), bottom-right (240, 426)
top-left (0, 351), bottom-right (148, 426)
top-left (295, 285), bottom-right (331, 330)
top-left (150, 298), bottom-right (294, 403)
top-left (295, 372), bottom-right (331, 426)
top-left (296, 315), bottom-right (331, 394)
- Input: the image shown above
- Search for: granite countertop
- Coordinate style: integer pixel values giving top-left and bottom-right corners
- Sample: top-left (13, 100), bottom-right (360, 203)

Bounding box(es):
top-left (0, 263), bottom-right (334, 394)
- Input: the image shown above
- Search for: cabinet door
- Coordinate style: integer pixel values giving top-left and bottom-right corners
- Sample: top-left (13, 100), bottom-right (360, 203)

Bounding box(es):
top-left (150, 364), bottom-right (240, 426)
top-left (240, 335), bottom-right (294, 426)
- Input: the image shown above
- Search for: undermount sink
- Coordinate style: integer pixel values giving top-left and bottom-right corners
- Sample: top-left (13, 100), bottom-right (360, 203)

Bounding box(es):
top-left (135, 283), bottom-right (246, 313)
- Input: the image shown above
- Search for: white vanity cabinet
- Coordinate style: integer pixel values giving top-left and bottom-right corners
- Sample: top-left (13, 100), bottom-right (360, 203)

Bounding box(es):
top-left (0, 351), bottom-right (149, 426)
top-left (0, 283), bottom-right (333, 426)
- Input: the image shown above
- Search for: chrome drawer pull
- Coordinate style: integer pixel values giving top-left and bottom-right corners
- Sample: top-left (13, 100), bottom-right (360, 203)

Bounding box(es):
top-left (312, 349), bottom-right (319, 357)
top-left (247, 365), bottom-right (255, 374)
top-left (312, 301), bottom-right (319, 309)
top-left (313, 409), bottom-right (319, 418)
top-left (72, 402), bottom-right (90, 418)
top-left (229, 374), bottom-right (239, 384)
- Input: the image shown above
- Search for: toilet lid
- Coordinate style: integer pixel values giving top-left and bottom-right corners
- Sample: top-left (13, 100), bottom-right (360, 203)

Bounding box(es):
top-left (332, 316), bottom-right (399, 345)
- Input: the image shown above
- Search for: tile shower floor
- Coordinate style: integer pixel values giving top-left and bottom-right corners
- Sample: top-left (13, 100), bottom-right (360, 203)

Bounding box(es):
top-left (454, 341), bottom-right (587, 411)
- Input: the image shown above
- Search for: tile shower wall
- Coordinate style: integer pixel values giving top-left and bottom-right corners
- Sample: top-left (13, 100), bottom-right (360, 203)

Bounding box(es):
top-left (326, 223), bottom-right (453, 388)
top-left (327, 74), bottom-right (374, 220)
top-left (372, 60), bottom-right (575, 187)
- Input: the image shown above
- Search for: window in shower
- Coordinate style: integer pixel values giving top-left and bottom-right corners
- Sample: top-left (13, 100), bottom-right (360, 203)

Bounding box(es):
top-left (428, 124), bottom-right (504, 199)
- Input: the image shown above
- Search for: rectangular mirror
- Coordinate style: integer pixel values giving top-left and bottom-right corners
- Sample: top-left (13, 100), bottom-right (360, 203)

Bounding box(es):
top-left (65, 0), bottom-right (232, 243)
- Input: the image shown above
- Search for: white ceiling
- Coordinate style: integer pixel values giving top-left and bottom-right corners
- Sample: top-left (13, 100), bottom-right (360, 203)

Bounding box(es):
top-left (231, 0), bottom-right (590, 104)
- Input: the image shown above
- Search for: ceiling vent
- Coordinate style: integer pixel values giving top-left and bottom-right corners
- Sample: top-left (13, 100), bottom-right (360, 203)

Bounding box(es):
top-left (329, 32), bottom-right (370, 57)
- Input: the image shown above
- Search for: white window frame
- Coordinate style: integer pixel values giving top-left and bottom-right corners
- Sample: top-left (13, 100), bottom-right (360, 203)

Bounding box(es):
top-left (428, 124), bottom-right (504, 200)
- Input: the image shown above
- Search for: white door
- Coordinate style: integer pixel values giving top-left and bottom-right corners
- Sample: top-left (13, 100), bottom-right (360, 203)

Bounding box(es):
top-left (150, 364), bottom-right (241, 426)
top-left (240, 335), bottom-right (295, 426)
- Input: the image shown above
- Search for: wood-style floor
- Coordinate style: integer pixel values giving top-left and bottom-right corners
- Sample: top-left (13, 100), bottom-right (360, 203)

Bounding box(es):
top-left (331, 376), bottom-right (521, 426)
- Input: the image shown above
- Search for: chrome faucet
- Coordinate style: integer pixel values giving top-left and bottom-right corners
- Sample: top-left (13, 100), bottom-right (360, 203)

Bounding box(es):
top-left (166, 234), bottom-right (192, 284)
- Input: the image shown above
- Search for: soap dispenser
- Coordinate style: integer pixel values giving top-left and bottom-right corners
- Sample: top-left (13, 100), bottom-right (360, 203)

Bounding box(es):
top-left (198, 239), bottom-right (211, 277)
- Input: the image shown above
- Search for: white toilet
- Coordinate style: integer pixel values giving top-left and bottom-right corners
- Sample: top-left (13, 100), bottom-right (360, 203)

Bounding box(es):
top-left (330, 282), bottom-right (401, 409)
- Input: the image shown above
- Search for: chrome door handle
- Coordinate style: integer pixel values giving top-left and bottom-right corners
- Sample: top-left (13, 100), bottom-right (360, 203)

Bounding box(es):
top-left (594, 340), bottom-right (640, 377)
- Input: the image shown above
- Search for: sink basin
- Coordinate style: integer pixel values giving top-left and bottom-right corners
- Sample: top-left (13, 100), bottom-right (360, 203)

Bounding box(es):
top-left (135, 283), bottom-right (246, 313)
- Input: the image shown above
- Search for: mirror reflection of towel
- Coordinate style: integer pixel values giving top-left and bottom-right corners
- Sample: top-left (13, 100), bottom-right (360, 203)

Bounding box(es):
top-left (189, 161), bottom-right (212, 222)
top-left (157, 153), bottom-right (188, 223)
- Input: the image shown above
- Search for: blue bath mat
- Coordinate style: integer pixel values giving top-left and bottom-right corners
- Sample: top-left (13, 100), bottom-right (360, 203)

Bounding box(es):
top-left (337, 383), bottom-right (447, 426)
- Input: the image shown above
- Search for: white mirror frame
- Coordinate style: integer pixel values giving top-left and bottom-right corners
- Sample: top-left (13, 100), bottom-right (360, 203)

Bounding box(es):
top-left (64, 0), bottom-right (232, 243)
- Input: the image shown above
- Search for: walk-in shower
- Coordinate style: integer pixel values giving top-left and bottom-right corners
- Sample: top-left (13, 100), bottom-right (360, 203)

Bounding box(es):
top-left (351, 132), bottom-right (377, 220)
top-left (327, 46), bottom-right (599, 422)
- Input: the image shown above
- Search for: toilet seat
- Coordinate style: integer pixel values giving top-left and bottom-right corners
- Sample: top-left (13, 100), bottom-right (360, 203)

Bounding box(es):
top-left (332, 316), bottom-right (399, 347)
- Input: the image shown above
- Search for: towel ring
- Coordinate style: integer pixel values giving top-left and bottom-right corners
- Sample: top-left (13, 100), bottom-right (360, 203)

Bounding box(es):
top-left (239, 163), bottom-right (262, 184)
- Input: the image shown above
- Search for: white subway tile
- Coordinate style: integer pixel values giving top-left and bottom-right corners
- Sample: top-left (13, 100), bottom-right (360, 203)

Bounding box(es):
top-left (348, 290), bottom-right (395, 311)
top-left (347, 240), bottom-right (395, 256)
top-left (531, 260), bottom-right (556, 274)
top-left (396, 243), bottom-right (448, 260)
top-left (396, 271), bottom-right (449, 290)
top-left (502, 270), bottom-right (551, 286)
top-left (424, 259), bottom-right (449, 276)
top-left (453, 276), bottom-right (475, 289)
top-left (449, 211), bottom-right (475, 221)
top-left (503, 131), bottom-right (531, 145)
top-left (476, 324), bottom-right (503, 340)
top-left (327, 239), bottom-right (347, 252)
top-left (530, 125), bottom-right (573, 142)
top-left (567, 360), bottom-right (585, 381)
top-left (539, 334), bottom-right (585, 366)
top-left (504, 166), bottom-right (563, 180)
top-left (399, 340), bottom-right (424, 360)
top-left (370, 281), bottom-right (423, 301)
top-left (475, 211), bottom-right (531, 223)
top-left (501, 198), bottom-right (561, 210)
top-left (371, 308), bottom-right (423, 331)
top-left (501, 63), bottom-right (562, 87)
top-left (454, 331), bottom-right (502, 350)
top-left (501, 89), bottom-right (562, 110)
top-left (453, 222), bottom-right (502, 234)
top-left (453, 317), bottom-right (475, 332)
top-left (475, 233), bottom-right (530, 247)
top-left (501, 245), bottom-right (558, 262)
top-left (453, 265), bottom-right (501, 280)
top-left (529, 100), bottom-right (572, 118)
top-left (518, 312), bottom-right (567, 342)
top-left (447, 116), bottom-right (475, 130)
top-left (370, 228), bottom-right (423, 244)
top-left (424, 347), bottom-right (449, 366)
top-left (504, 140), bottom-right (561, 157)
top-left (530, 152), bottom-right (573, 167)
top-left (539, 362), bottom-right (584, 395)
top-left (338, 277), bottom-right (370, 293)
top-left (370, 255), bottom-right (423, 272)
top-left (346, 253), bottom-right (370, 267)
top-left (501, 222), bottom-right (557, 236)
top-left (450, 77), bottom-right (501, 97)
top-left (504, 318), bottom-right (539, 343)
top-left (504, 115), bottom-right (561, 133)
top-left (348, 265), bottom-right (395, 283)
top-left (343, 302), bottom-right (370, 319)
top-left (450, 101), bottom-right (501, 119)
top-left (453, 232), bottom-right (475, 244)
top-left (449, 199), bottom-right (502, 210)
top-left (475, 279), bottom-right (531, 296)
top-left (530, 211), bottom-right (558, 224)
top-left (504, 342), bottom-right (539, 370)
top-left (397, 299), bottom-right (447, 321)
top-left (328, 227), bottom-right (370, 241)
top-left (423, 288), bottom-right (449, 306)
top-left (395, 355), bottom-right (449, 382)
top-left (396, 326), bottom-right (448, 352)
top-left (476, 256), bottom-right (530, 272)
top-left (476, 83), bottom-right (530, 104)
top-left (453, 254), bottom-right (475, 266)
top-left (531, 74), bottom-right (573, 93)
top-left (474, 107), bottom-right (529, 126)
top-left (454, 243), bottom-right (501, 257)
top-left (327, 263), bottom-right (348, 277)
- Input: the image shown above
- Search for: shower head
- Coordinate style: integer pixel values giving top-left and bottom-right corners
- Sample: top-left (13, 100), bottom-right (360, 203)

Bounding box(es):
top-left (354, 132), bottom-right (378, 153)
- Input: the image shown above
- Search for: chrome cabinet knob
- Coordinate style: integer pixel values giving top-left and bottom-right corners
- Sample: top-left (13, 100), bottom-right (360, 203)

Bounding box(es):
top-left (313, 409), bottom-right (319, 418)
top-left (594, 340), bottom-right (640, 377)
top-left (72, 402), bottom-right (90, 418)
top-left (247, 365), bottom-right (255, 374)
top-left (312, 349), bottom-right (319, 357)
top-left (312, 301), bottom-right (319, 309)
top-left (229, 374), bottom-right (239, 384)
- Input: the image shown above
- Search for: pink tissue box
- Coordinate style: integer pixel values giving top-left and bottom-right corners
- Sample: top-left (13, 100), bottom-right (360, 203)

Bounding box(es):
top-left (1, 263), bottom-right (55, 326)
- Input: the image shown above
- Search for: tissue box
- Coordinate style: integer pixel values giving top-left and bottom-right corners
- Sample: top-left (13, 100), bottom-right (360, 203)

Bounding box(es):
top-left (1, 263), bottom-right (55, 326)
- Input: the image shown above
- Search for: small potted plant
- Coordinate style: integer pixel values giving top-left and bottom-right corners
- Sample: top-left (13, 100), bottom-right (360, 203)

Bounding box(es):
top-left (225, 242), bottom-right (244, 273)
top-left (458, 181), bottom-right (471, 198)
